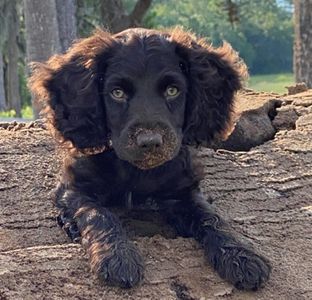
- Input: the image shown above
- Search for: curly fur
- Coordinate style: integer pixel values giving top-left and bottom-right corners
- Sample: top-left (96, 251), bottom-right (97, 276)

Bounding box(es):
top-left (29, 28), bottom-right (269, 290)
top-left (29, 28), bottom-right (247, 151)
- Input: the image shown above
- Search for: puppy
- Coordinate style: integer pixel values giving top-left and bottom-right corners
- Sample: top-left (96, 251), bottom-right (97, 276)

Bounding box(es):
top-left (29, 28), bottom-right (270, 290)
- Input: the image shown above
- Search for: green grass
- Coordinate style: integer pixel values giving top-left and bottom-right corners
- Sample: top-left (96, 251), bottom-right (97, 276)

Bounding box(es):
top-left (248, 73), bottom-right (294, 94)
top-left (0, 106), bottom-right (34, 119)
top-left (21, 106), bottom-right (34, 119)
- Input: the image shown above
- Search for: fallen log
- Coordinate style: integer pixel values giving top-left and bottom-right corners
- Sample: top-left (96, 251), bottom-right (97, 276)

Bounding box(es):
top-left (0, 89), bottom-right (311, 300)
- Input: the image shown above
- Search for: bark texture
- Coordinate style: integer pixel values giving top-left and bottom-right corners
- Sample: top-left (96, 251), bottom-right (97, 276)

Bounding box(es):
top-left (100, 0), bottom-right (152, 33)
top-left (294, 0), bottom-right (312, 87)
top-left (0, 52), bottom-right (5, 110)
top-left (55, 0), bottom-right (77, 52)
top-left (6, 0), bottom-right (21, 117)
top-left (23, 0), bottom-right (61, 62)
top-left (23, 0), bottom-right (61, 118)
top-left (0, 90), bottom-right (312, 299)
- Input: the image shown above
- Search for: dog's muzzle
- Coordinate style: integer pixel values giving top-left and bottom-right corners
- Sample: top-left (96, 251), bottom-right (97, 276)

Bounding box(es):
top-left (126, 125), bottom-right (180, 170)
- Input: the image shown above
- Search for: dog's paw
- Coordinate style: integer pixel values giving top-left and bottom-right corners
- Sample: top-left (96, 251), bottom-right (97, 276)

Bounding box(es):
top-left (212, 247), bottom-right (271, 290)
top-left (97, 241), bottom-right (144, 288)
top-left (57, 211), bottom-right (81, 243)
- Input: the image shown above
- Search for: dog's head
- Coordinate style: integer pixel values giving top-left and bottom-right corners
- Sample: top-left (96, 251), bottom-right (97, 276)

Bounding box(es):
top-left (29, 28), bottom-right (247, 169)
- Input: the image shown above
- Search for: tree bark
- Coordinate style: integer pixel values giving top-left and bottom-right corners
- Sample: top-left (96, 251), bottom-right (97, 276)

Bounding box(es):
top-left (23, 0), bottom-right (61, 119)
top-left (294, 0), bottom-right (312, 87)
top-left (0, 51), bottom-right (6, 110)
top-left (6, 1), bottom-right (21, 117)
top-left (55, 0), bottom-right (77, 53)
top-left (100, 0), bottom-right (152, 33)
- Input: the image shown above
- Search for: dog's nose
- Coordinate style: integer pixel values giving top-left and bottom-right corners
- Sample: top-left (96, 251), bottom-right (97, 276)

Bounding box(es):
top-left (136, 132), bottom-right (163, 150)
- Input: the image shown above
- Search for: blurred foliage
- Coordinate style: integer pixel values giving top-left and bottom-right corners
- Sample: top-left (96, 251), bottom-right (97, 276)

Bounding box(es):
top-left (0, 105), bottom-right (33, 119)
top-left (76, 0), bottom-right (293, 75)
top-left (143, 0), bottom-right (293, 75)
top-left (0, 0), bottom-right (294, 118)
top-left (0, 109), bottom-right (16, 118)
top-left (21, 105), bottom-right (33, 119)
top-left (77, 0), bottom-right (102, 37)
top-left (18, 61), bottom-right (31, 107)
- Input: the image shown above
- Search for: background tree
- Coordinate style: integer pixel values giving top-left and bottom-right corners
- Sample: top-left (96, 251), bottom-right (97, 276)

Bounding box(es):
top-left (77, 0), bottom-right (152, 35)
top-left (23, 0), bottom-right (76, 118)
top-left (7, 0), bottom-right (21, 117)
top-left (294, 0), bottom-right (312, 87)
top-left (0, 0), bottom-right (9, 112)
top-left (56, 0), bottom-right (77, 53)
top-left (0, 53), bottom-right (5, 111)
top-left (0, 1), bottom-right (21, 116)
top-left (100, 0), bottom-right (152, 32)
top-left (0, 0), bottom-right (298, 119)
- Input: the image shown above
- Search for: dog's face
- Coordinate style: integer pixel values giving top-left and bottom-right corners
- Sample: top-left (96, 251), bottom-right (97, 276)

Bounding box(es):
top-left (29, 28), bottom-right (246, 169)
top-left (103, 32), bottom-right (187, 169)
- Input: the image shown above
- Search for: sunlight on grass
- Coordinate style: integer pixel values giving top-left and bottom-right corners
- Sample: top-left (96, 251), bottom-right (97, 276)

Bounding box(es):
top-left (248, 73), bottom-right (294, 94)
top-left (21, 106), bottom-right (34, 119)
top-left (0, 109), bottom-right (16, 118)
top-left (0, 106), bottom-right (33, 119)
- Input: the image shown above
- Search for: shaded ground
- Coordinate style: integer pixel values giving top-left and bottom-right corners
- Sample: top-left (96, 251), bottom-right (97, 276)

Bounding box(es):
top-left (0, 90), bottom-right (311, 300)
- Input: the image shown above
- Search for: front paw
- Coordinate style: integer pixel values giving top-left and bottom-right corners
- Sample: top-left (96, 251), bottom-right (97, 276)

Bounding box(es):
top-left (57, 211), bottom-right (81, 243)
top-left (96, 241), bottom-right (144, 288)
top-left (212, 247), bottom-right (271, 290)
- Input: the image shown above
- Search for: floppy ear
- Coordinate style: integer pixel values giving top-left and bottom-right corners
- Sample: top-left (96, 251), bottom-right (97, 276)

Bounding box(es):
top-left (171, 29), bottom-right (247, 145)
top-left (29, 30), bottom-right (116, 152)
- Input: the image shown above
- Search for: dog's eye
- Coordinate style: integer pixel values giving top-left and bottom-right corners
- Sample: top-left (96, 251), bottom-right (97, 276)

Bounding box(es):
top-left (111, 88), bottom-right (127, 101)
top-left (165, 86), bottom-right (180, 99)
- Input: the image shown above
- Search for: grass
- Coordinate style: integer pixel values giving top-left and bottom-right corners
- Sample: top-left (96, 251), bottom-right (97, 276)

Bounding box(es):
top-left (0, 106), bottom-right (34, 119)
top-left (0, 73), bottom-right (295, 120)
top-left (247, 73), bottom-right (294, 94)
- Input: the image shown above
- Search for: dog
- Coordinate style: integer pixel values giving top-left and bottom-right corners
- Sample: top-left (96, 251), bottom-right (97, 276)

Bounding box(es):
top-left (29, 27), bottom-right (270, 290)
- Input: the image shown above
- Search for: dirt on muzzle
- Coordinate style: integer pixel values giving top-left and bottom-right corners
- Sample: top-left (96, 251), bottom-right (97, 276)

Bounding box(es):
top-left (127, 127), bottom-right (179, 170)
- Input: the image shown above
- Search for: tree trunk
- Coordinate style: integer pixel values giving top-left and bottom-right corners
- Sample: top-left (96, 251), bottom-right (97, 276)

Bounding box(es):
top-left (55, 0), bottom-right (77, 52)
top-left (23, 0), bottom-right (61, 119)
top-left (6, 1), bottom-right (21, 117)
top-left (0, 51), bottom-right (6, 111)
top-left (294, 0), bottom-right (312, 87)
top-left (100, 0), bottom-right (152, 33)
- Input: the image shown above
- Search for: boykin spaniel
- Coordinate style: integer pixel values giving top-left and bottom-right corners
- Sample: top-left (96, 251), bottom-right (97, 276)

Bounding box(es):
top-left (29, 28), bottom-right (270, 290)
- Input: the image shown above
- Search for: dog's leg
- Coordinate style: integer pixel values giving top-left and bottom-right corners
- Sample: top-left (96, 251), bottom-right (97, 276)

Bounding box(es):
top-left (54, 186), bottom-right (144, 288)
top-left (166, 189), bottom-right (271, 290)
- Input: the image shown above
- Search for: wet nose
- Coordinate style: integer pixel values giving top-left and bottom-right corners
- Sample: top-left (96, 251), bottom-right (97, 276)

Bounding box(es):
top-left (136, 132), bottom-right (163, 150)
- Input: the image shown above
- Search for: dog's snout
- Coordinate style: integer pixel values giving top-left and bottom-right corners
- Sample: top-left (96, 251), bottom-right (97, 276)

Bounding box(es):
top-left (136, 132), bottom-right (163, 150)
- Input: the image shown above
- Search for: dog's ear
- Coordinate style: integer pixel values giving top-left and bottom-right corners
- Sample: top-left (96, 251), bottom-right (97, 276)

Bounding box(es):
top-left (29, 30), bottom-right (116, 151)
top-left (171, 29), bottom-right (248, 145)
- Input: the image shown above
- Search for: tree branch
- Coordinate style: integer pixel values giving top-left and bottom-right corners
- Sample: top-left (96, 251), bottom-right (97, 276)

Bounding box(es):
top-left (129, 0), bottom-right (152, 26)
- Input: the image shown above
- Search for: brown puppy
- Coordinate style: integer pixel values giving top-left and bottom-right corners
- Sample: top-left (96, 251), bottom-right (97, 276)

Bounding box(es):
top-left (29, 28), bottom-right (270, 290)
